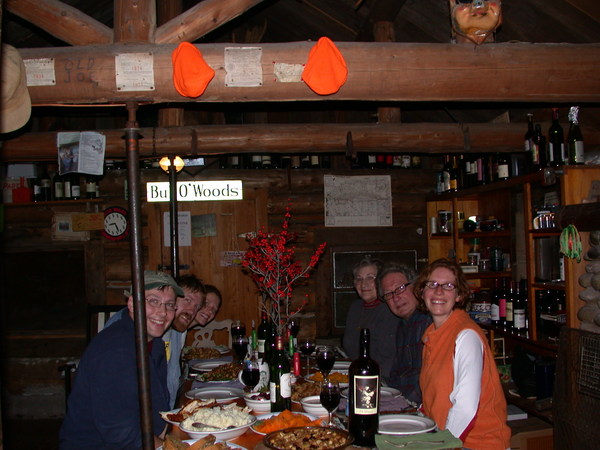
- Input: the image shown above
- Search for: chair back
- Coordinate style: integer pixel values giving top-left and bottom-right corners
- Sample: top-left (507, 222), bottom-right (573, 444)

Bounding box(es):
top-left (86, 304), bottom-right (125, 343)
top-left (191, 319), bottom-right (233, 349)
top-left (553, 327), bottom-right (600, 449)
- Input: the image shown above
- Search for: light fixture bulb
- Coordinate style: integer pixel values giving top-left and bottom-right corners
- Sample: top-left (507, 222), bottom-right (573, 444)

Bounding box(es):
top-left (159, 156), bottom-right (185, 173)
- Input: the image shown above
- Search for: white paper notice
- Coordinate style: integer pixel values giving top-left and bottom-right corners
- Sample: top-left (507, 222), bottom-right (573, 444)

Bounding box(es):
top-left (163, 211), bottom-right (192, 247)
top-left (224, 47), bottom-right (263, 87)
top-left (115, 53), bottom-right (155, 91)
top-left (273, 62), bottom-right (303, 83)
top-left (23, 58), bottom-right (56, 86)
top-left (324, 175), bottom-right (393, 227)
top-left (57, 131), bottom-right (106, 175)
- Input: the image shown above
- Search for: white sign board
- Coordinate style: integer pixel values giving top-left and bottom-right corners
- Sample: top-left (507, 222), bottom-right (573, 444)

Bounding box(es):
top-left (147, 180), bottom-right (243, 202)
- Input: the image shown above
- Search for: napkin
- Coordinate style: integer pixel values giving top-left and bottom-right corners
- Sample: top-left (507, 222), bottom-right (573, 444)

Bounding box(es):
top-left (375, 429), bottom-right (462, 449)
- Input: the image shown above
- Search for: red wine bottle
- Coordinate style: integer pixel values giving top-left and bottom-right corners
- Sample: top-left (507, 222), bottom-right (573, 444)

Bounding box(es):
top-left (269, 336), bottom-right (291, 412)
top-left (348, 328), bottom-right (380, 447)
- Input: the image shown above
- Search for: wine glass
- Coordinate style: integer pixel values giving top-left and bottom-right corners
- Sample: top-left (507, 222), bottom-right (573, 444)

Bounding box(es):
top-left (241, 358), bottom-right (260, 391)
top-left (232, 335), bottom-right (249, 363)
top-left (298, 338), bottom-right (316, 376)
top-left (316, 345), bottom-right (336, 380)
top-left (320, 380), bottom-right (341, 427)
top-left (231, 320), bottom-right (246, 339)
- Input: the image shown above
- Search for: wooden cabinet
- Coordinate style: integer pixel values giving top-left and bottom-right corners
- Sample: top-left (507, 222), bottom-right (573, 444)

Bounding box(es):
top-left (426, 166), bottom-right (600, 357)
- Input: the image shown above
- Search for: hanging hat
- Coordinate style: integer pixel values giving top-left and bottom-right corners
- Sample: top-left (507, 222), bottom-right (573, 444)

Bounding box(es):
top-left (172, 42), bottom-right (215, 98)
top-left (1, 44), bottom-right (32, 133)
top-left (302, 37), bottom-right (348, 96)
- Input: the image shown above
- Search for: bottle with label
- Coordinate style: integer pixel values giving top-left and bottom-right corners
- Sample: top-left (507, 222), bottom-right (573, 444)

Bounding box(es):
top-left (366, 154), bottom-right (377, 169)
top-left (269, 336), bottom-right (291, 412)
top-left (348, 328), bottom-right (380, 447)
top-left (32, 173), bottom-right (42, 202)
top-left (261, 155), bottom-right (273, 169)
top-left (505, 281), bottom-right (515, 331)
top-left (300, 155), bottom-right (311, 169)
top-left (228, 155), bottom-right (241, 169)
top-left (548, 108), bottom-right (565, 167)
top-left (257, 311), bottom-right (270, 361)
top-left (279, 155), bottom-right (292, 169)
top-left (442, 155), bottom-right (452, 192)
top-left (567, 106), bottom-right (585, 165)
top-left (491, 278), bottom-right (501, 326)
top-left (532, 124), bottom-right (547, 169)
top-left (310, 155), bottom-right (320, 169)
top-left (263, 322), bottom-right (277, 365)
top-left (70, 174), bottom-right (81, 200)
top-left (251, 155), bottom-right (262, 169)
top-left (53, 171), bottom-right (64, 201)
top-left (85, 175), bottom-right (97, 199)
top-left (496, 153), bottom-right (510, 181)
top-left (512, 281), bottom-right (527, 331)
top-left (449, 155), bottom-right (459, 192)
top-left (524, 113), bottom-right (536, 172)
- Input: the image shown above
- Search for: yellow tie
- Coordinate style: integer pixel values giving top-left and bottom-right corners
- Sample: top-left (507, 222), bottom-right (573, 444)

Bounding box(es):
top-left (164, 340), bottom-right (171, 361)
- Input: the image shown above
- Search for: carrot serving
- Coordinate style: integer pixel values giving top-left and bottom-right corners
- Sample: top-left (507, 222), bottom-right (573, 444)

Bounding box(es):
top-left (254, 409), bottom-right (322, 434)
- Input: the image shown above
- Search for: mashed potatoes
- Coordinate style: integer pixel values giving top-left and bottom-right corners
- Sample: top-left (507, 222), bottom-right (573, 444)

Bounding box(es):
top-left (180, 404), bottom-right (253, 431)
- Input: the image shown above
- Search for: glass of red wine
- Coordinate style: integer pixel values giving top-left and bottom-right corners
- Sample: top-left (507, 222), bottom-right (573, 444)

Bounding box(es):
top-left (231, 320), bottom-right (246, 339)
top-left (320, 380), bottom-right (341, 427)
top-left (232, 335), bottom-right (249, 363)
top-left (241, 359), bottom-right (260, 391)
top-left (316, 345), bottom-right (336, 380)
top-left (298, 338), bottom-right (316, 376)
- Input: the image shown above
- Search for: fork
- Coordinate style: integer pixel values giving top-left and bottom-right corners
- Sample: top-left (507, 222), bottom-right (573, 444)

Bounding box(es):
top-left (384, 439), bottom-right (446, 448)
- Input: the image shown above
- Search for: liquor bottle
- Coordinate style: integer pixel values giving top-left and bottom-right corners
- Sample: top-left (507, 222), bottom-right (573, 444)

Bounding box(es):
top-left (280, 155), bottom-right (292, 169)
top-left (310, 155), bottom-right (321, 169)
top-left (548, 108), bottom-right (565, 167)
top-left (449, 155), bottom-right (459, 192)
top-left (366, 153), bottom-right (377, 169)
top-left (348, 328), bottom-right (380, 447)
top-left (269, 336), bottom-right (291, 412)
top-left (532, 124), bottom-right (547, 169)
top-left (70, 174), bottom-right (81, 200)
top-left (498, 278), bottom-right (507, 327)
top-left (257, 311), bottom-right (270, 361)
top-left (39, 166), bottom-right (52, 201)
top-left (392, 155), bottom-right (402, 169)
top-left (567, 106), bottom-right (585, 165)
top-left (32, 173), bottom-right (42, 202)
top-left (491, 278), bottom-right (502, 326)
top-left (53, 171), bottom-right (64, 201)
top-left (63, 175), bottom-right (72, 200)
top-left (291, 155), bottom-right (301, 169)
top-left (85, 175), bottom-right (97, 199)
top-left (442, 155), bottom-right (452, 193)
top-left (457, 154), bottom-right (467, 189)
top-left (375, 154), bottom-right (386, 169)
top-left (476, 155), bottom-right (488, 185)
top-left (496, 153), bottom-right (510, 181)
top-left (524, 113), bottom-right (535, 172)
top-left (251, 155), bottom-right (262, 169)
top-left (411, 155), bottom-right (421, 169)
top-left (505, 281), bottom-right (515, 331)
top-left (401, 155), bottom-right (411, 169)
top-left (228, 155), bottom-right (241, 169)
top-left (385, 154), bottom-right (393, 169)
top-left (321, 155), bottom-right (331, 169)
top-left (263, 322), bottom-right (277, 365)
top-left (300, 155), bottom-right (311, 169)
top-left (512, 281), bottom-right (527, 331)
top-left (261, 155), bottom-right (273, 169)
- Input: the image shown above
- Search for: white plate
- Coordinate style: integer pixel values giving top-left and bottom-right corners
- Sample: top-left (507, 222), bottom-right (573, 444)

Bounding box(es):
top-left (251, 411), bottom-right (319, 435)
top-left (185, 387), bottom-right (244, 403)
top-left (378, 414), bottom-right (436, 435)
top-left (191, 361), bottom-right (228, 372)
top-left (333, 361), bottom-right (351, 371)
top-left (340, 385), bottom-right (401, 399)
top-left (158, 439), bottom-right (246, 450)
top-left (215, 345), bottom-right (230, 354)
top-left (159, 407), bottom-right (182, 425)
top-left (180, 416), bottom-right (256, 441)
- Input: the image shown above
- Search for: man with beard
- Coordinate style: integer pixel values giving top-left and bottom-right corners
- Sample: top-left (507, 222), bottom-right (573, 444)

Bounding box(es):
top-left (105, 274), bottom-right (206, 407)
top-left (60, 271), bottom-right (182, 449)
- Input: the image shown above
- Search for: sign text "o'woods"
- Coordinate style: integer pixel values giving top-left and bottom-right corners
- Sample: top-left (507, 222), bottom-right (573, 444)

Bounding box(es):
top-left (146, 180), bottom-right (243, 202)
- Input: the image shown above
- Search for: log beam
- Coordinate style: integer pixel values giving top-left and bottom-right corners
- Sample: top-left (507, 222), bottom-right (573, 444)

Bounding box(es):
top-left (18, 42), bottom-right (600, 105)
top-left (3, 122), bottom-right (599, 162)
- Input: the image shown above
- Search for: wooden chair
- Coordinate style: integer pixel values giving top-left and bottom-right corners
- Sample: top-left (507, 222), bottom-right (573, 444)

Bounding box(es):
top-left (190, 319), bottom-right (233, 349)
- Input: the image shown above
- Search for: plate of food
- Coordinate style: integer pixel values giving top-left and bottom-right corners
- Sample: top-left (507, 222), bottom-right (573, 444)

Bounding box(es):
top-left (251, 410), bottom-right (321, 435)
top-left (191, 361), bottom-right (229, 372)
top-left (243, 392), bottom-right (271, 414)
top-left (195, 362), bottom-right (242, 382)
top-left (161, 434), bottom-right (246, 449)
top-left (291, 381), bottom-right (321, 403)
top-left (160, 399), bottom-right (217, 425)
top-left (185, 387), bottom-right (244, 403)
top-left (264, 426), bottom-right (353, 450)
top-left (179, 404), bottom-right (256, 441)
top-left (182, 346), bottom-right (222, 361)
top-left (377, 414), bottom-right (436, 435)
top-left (305, 371), bottom-right (349, 387)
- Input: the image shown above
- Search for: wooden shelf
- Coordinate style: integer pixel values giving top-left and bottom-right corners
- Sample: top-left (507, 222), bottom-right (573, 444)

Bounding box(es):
top-left (459, 231), bottom-right (511, 239)
top-left (465, 271), bottom-right (512, 280)
top-left (481, 323), bottom-right (558, 358)
top-left (529, 229), bottom-right (561, 237)
top-left (4, 199), bottom-right (103, 207)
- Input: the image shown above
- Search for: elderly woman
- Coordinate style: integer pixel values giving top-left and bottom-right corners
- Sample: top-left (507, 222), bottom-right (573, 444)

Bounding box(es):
top-left (342, 255), bottom-right (399, 379)
top-left (414, 258), bottom-right (511, 450)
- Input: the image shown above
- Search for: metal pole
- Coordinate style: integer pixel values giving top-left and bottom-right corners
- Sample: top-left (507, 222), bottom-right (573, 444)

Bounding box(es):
top-left (125, 101), bottom-right (154, 450)
top-left (169, 156), bottom-right (179, 278)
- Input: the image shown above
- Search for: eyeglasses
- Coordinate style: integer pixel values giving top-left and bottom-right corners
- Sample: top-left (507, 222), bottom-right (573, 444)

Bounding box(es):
top-left (354, 275), bottom-right (377, 285)
top-left (382, 283), bottom-right (411, 302)
top-left (146, 298), bottom-right (177, 311)
top-left (424, 281), bottom-right (457, 291)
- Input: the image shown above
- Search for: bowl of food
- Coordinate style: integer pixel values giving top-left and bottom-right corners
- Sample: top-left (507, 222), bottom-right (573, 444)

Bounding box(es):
top-left (252, 410), bottom-right (321, 435)
top-left (243, 392), bottom-right (271, 414)
top-left (264, 426), bottom-right (354, 450)
top-left (299, 395), bottom-right (329, 417)
top-left (179, 404), bottom-right (256, 441)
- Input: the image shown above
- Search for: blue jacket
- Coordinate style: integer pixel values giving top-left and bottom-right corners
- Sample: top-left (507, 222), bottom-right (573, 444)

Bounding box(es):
top-left (59, 313), bottom-right (169, 449)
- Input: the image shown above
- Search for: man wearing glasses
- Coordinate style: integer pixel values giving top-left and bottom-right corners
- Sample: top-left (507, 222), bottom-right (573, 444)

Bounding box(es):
top-left (60, 270), bottom-right (183, 449)
top-left (378, 262), bottom-right (432, 404)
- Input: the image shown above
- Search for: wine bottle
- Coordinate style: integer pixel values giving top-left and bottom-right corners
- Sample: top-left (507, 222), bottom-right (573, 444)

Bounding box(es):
top-left (496, 153), bottom-right (510, 181)
top-left (261, 155), bottom-right (273, 169)
top-left (366, 154), bottom-right (377, 169)
top-left (85, 175), bottom-right (97, 199)
top-left (548, 108), bottom-right (565, 167)
top-left (32, 173), bottom-right (42, 202)
top-left (280, 155), bottom-right (292, 169)
top-left (524, 113), bottom-right (535, 172)
top-left (251, 155), bottom-right (262, 169)
top-left (442, 155), bottom-right (451, 193)
top-left (567, 106), bottom-right (585, 165)
top-left (40, 165), bottom-right (52, 201)
top-left (53, 171), bottom-right (64, 201)
top-left (257, 311), bottom-right (269, 361)
top-left (505, 281), bottom-right (515, 331)
top-left (513, 281), bottom-right (527, 331)
top-left (269, 336), bottom-right (291, 412)
top-left (70, 174), bottom-right (81, 200)
top-left (532, 124), bottom-right (547, 169)
top-left (449, 155), bottom-right (459, 192)
top-left (348, 328), bottom-right (380, 447)
top-left (310, 155), bottom-right (320, 169)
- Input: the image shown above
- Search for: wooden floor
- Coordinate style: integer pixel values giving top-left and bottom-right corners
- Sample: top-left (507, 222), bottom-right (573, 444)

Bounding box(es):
top-left (3, 418), bottom-right (61, 450)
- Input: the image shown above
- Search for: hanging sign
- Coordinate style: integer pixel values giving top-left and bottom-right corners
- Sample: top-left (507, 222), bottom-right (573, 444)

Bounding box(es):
top-left (146, 180), bottom-right (243, 202)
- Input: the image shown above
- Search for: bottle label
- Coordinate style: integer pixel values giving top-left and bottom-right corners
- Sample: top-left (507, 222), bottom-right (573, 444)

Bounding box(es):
top-left (497, 164), bottom-right (509, 179)
top-left (72, 185), bottom-right (81, 197)
top-left (506, 303), bottom-right (513, 322)
top-left (352, 375), bottom-right (379, 414)
top-left (514, 310), bottom-right (526, 329)
top-left (257, 339), bottom-right (265, 353)
top-left (531, 143), bottom-right (540, 164)
top-left (573, 141), bottom-right (584, 162)
top-left (280, 373), bottom-right (291, 398)
top-left (54, 182), bottom-right (64, 198)
top-left (499, 298), bottom-right (506, 317)
top-left (491, 304), bottom-right (500, 321)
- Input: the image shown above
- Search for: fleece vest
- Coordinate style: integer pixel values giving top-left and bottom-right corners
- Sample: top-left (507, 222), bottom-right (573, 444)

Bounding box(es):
top-left (420, 310), bottom-right (511, 450)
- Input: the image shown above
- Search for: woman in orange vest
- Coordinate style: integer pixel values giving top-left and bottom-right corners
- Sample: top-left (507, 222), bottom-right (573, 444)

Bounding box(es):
top-left (415, 258), bottom-right (511, 450)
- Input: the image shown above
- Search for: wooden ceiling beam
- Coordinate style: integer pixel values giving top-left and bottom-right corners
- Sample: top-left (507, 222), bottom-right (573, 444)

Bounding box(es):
top-left (4, 0), bottom-right (113, 45)
top-left (155, 0), bottom-right (266, 44)
top-left (19, 42), bottom-right (600, 104)
top-left (3, 122), bottom-right (599, 162)
top-left (114, 0), bottom-right (155, 43)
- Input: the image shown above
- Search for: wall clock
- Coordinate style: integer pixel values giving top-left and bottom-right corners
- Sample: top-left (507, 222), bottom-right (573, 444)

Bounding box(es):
top-left (102, 206), bottom-right (129, 241)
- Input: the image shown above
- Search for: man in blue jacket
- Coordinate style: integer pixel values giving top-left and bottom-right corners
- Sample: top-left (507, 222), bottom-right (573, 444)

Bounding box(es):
top-left (59, 271), bottom-right (183, 449)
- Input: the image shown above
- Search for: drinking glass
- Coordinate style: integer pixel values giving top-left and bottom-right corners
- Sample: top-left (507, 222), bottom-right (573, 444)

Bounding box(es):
top-left (232, 335), bottom-right (249, 363)
top-left (298, 338), bottom-right (316, 375)
top-left (241, 358), bottom-right (260, 391)
top-left (231, 320), bottom-right (246, 339)
top-left (320, 380), bottom-right (341, 427)
top-left (316, 345), bottom-right (336, 380)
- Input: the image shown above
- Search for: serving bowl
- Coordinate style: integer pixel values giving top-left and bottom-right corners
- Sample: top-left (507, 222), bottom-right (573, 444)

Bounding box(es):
top-left (179, 415), bottom-right (256, 441)
top-left (264, 426), bottom-right (353, 450)
top-left (300, 395), bottom-right (329, 417)
top-left (243, 392), bottom-right (271, 414)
